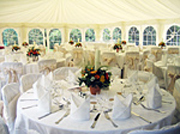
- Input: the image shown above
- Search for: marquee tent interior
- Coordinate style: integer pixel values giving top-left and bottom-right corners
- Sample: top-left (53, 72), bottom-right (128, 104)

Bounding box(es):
top-left (0, 0), bottom-right (180, 47)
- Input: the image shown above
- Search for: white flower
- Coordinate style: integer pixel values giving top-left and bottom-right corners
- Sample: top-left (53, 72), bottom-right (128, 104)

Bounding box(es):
top-left (90, 76), bottom-right (95, 82)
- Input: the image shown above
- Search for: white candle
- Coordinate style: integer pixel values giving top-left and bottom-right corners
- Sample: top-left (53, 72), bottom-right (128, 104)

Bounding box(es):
top-left (78, 38), bottom-right (79, 43)
top-left (118, 38), bottom-right (120, 44)
top-left (95, 49), bottom-right (100, 70)
top-left (14, 41), bottom-right (16, 45)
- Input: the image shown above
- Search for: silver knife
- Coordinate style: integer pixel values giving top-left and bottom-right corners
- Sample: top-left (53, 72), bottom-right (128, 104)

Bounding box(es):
top-left (38, 108), bottom-right (62, 120)
top-left (131, 111), bottom-right (152, 124)
top-left (91, 113), bottom-right (101, 129)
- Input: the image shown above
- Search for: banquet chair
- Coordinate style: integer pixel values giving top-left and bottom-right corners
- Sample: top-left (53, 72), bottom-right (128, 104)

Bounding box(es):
top-left (142, 49), bottom-right (150, 68)
top-left (128, 122), bottom-right (180, 134)
top-left (151, 47), bottom-right (162, 61)
top-left (101, 52), bottom-right (117, 67)
top-left (167, 65), bottom-right (180, 94)
top-left (1, 83), bottom-right (20, 134)
top-left (174, 56), bottom-right (180, 66)
top-left (38, 45), bottom-right (46, 57)
top-left (168, 47), bottom-right (179, 55)
top-left (1, 62), bottom-right (24, 86)
top-left (20, 73), bottom-right (42, 93)
top-left (0, 116), bottom-right (9, 134)
top-left (53, 67), bottom-right (79, 81)
top-left (124, 51), bottom-right (140, 78)
top-left (153, 63), bottom-right (166, 89)
top-left (174, 79), bottom-right (180, 114)
top-left (65, 53), bottom-right (74, 67)
top-left (0, 55), bottom-right (5, 63)
top-left (59, 47), bottom-right (68, 58)
top-left (71, 48), bottom-right (84, 67)
top-left (38, 59), bottom-right (56, 75)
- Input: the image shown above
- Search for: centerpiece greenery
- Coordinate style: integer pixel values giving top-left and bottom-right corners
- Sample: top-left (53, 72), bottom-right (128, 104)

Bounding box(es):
top-left (12, 45), bottom-right (20, 51)
top-left (22, 42), bottom-right (29, 47)
top-left (69, 39), bottom-right (74, 45)
top-left (75, 42), bottom-right (82, 47)
top-left (78, 65), bottom-right (111, 94)
top-left (158, 42), bottom-right (166, 48)
top-left (27, 46), bottom-right (40, 62)
top-left (121, 40), bottom-right (126, 45)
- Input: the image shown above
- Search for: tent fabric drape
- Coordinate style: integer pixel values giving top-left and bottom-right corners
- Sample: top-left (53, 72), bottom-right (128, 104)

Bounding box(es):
top-left (0, 0), bottom-right (180, 25)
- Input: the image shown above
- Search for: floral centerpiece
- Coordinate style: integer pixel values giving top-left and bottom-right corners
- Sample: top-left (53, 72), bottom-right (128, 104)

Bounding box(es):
top-left (69, 39), bottom-right (74, 45)
top-left (158, 42), bottom-right (166, 48)
top-left (26, 46), bottom-right (40, 61)
top-left (12, 45), bottom-right (20, 52)
top-left (113, 43), bottom-right (122, 52)
top-left (75, 42), bottom-right (82, 47)
top-left (78, 65), bottom-right (111, 95)
top-left (22, 42), bottom-right (29, 47)
top-left (121, 40), bottom-right (126, 45)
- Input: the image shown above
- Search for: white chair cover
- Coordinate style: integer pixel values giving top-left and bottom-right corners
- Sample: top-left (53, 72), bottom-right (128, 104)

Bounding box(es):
top-left (101, 52), bottom-right (117, 67)
top-left (1, 62), bottom-right (23, 84)
top-left (167, 46), bottom-right (179, 55)
top-left (128, 122), bottom-right (180, 134)
top-left (167, 65), bottom-right (180, 93)
top-left (20, 73), bottom-right (42, 93)
top-left (38, 44), bottom-right (46, 57)
top-left (71, 48), bottom-right (84, 67)
top-left (38, 59), bottom-right (56, 75)
top-left (124, 51), bottom-right (140, 78)
top-left (0, 117), bottom-right (9, 134)
top-left (53, 67), bottom-right (79, 81)
top-left (1, 83), bottom-right (20, 133)
top-left (174, 79), bottom-right (180, 112)
top-left (151, 47), bottom-right (162, 61)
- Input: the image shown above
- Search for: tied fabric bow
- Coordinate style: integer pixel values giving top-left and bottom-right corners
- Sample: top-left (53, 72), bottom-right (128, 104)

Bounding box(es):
top-left (53, 46), bottom-right (59, 52)
top-left (168, 50), bottom-right (179, 54)
top-left (74, 51), bottom-right (83, 59)
top-left (39, 47), bottom-right (46, 57)
top-left (4, 68), bottom-right (19, 83)
top-left (40, 65), bottom-right (56, 75)
top-left (167, 72), bottom-right (180, 93)
top-left (126, 56), bottom-right (139, 69)
top-left (151, 50), bottom-right (161, 61)
top-left (103, 57), bottom-right (115, 65)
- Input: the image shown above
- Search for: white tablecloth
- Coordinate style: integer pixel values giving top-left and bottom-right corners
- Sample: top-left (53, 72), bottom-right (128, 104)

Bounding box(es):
top-left (14, 81), bottom-right (176, 134)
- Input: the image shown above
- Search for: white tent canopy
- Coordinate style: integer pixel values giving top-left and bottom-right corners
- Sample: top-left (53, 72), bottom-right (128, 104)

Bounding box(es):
top-left (0, 0), bottom-right (180, 25)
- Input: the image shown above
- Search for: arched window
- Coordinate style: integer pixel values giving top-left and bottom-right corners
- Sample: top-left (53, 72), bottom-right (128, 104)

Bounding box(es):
top-left (70, 29), bottom-right (82, 42)
top-left (143, 26), bottom-right (156, 45)
top-left (85, 29), bottom-right (95, 42)
top-left (166, 25), bottom-right (180, 46)
top-left (28, 29), bottom-right (43, 45)
top-left (103, 28), bottom-right (111, 42)
top-left (113, 27), bottom-right (121, 42)
top-left (49, 29), bottom-right (61, 49)
top-left (128, 26), bottom-right (139, 45)
top-left (2, 28), bottom-right (18, 46)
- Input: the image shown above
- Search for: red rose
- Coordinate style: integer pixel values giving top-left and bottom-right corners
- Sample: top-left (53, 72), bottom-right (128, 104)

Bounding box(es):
top-left (105, 73), bottom-right (109, 80)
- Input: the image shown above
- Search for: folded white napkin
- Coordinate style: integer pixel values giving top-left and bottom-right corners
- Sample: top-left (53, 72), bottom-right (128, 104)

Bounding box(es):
top-left (146, 84), bottom-right (162, 109)
top-left (146, 77), bottom-right (157, 90)
top-left (128, 71), bottom-right (138, 83)
top-left (38, 90), bottom-right (52, 113)
top-left (70, 94), bottom-right (90, 121)
top-left (46, 72), bottom-right (53, 81)
top-left (112, 94), bottom-right (133, 120)
top-left (66, 70), bottom-right (78, 86)
top-left (33, 75), bottom-right (52, 99)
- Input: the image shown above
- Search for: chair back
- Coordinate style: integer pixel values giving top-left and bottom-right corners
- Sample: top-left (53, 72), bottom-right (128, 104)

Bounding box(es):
top-left (101, 52), bottom-right (116, 67)
top-left (71, 48), bottom-right (84, 67)
top-left (1, 62), bottom-right (23, 84)
top-left (0, 117), bottom-right (9, 134)
top-left (168, 46), bottom-right (179, 55)
top-left (174, 79), bottom-right (180, 112)
top-left (38, 59), bottom-right (56, 75)
top-left (53, 67), bottom-right (79, 80)
top-left (1, 83), bottom-right (20, 133)
top-left (151, 47), bottom-right (162, 61)
top-left (20, 73), bottom-right (42, 93)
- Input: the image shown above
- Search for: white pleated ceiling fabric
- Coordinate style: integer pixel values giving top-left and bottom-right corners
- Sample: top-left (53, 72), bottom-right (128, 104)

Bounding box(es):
top-left (0, 0), bottom-right (180, 25)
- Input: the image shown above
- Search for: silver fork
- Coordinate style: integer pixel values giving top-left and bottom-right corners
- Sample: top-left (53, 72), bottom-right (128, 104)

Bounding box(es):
top-left (140, 103), bottom-right (166, 114)
top-left (103, 111), bottom-right (118, 128)
top-left (55, 109), bottom-right (70, 124)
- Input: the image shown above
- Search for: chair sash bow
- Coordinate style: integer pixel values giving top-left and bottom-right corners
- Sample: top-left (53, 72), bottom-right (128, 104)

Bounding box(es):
top-left (4, 68), bottom-right (18, 83)
top-left (167, 72), bottom-right (180, 93)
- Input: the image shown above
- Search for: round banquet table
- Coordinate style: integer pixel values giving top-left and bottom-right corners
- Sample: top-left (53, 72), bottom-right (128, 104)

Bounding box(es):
top-left (14, 81), bottom-right (176, 134)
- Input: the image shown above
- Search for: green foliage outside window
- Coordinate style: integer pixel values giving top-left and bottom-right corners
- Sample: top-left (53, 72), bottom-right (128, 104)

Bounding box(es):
top-left (113, 27), bottom-right (121, 42)
top-left (103, 28), bottom-right (111, 42)
top-left (85, 29), bottom-right (95, 42)
top-left (49, 29), bottom-right (61, 49)
top-left (70, 29), bottom-right (82, 42)
top-left (28, 29), bottom-right (43, 45)
top-left (2, 28), bottom-right (18, 46)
